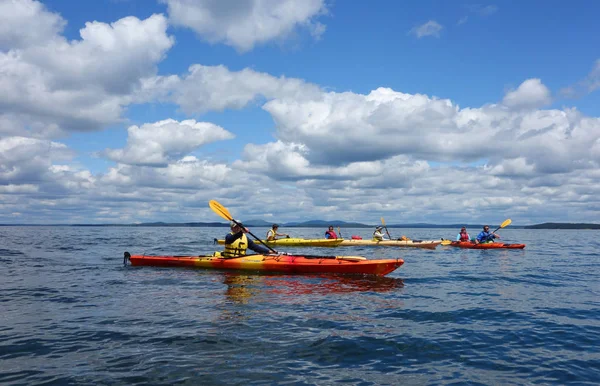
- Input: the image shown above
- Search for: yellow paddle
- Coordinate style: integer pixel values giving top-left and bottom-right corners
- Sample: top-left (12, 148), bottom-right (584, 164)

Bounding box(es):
top-left (337, 226), bottom-right (342, 239)
top-left (208, 200), bottom-right (277, 253)
top-left (492, 219), bottom-right (512, 234)
top-left (381, 217), bottom-right (393, 239)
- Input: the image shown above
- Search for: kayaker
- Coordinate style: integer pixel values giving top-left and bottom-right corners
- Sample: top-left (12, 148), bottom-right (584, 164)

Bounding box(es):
top-left (456, 227), bottom-right (471, 242)
top-left (223, 221), bottom-right (277, 257)
top-left (373, 226), bottom-right (388, 241)
top-left (324, 226), bottom-right (338, 239)
top-left (266, 224), bottom-right (289, 241)
top-left (475, 225), bottom-right (500, 244)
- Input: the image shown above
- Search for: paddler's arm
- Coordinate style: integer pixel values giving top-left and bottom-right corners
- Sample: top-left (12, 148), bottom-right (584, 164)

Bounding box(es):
top-left (247, 239), bottom-right (276, 254)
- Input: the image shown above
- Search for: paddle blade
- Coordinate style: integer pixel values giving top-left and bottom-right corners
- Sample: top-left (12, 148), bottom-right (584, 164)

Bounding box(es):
top-left (381, 217), bottom-right (386, 226)
top-left (209, 200), bottom-right (233, 221)
top-left (441, 239), bottom-right (453, 245)
top-left (336, 256), bottom-right (367, 261)
top-left (500, 219), bottom-right (512, 229)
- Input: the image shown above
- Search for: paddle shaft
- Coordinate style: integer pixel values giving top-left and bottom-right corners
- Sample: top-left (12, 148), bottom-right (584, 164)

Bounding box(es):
top-left (381, 217), bottom-right (393, 239)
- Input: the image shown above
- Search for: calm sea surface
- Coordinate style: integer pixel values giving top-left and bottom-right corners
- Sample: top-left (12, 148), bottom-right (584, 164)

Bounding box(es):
top-left (1, 226), bottom-right (599, 385)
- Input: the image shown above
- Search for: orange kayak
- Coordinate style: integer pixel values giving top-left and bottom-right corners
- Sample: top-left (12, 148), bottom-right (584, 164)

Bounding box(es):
top-left (448, 241), bottom-right (526, 249)
top-left (124, 252), bottom-right (404, 276)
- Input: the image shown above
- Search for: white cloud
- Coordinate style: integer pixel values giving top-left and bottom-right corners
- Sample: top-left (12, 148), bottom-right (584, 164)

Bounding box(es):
top-left (162, 64), bottom-right (322, 114)
top-left (257, 84), bottom-right (598, 181)
top-left (0, 0), bottom-right (65, 50)
top-left (163, 0), bottom-right (328, 52)
top-left (103, 119), bottom-right (235, 166)
top-left (409, 20), bottom-right (443, 38)
top-left (0, 1), bottom-right (174, 137)
top-left (502, 78), bottom-right (552, 109)
top-left (0, 136), bottom-right (74, 187)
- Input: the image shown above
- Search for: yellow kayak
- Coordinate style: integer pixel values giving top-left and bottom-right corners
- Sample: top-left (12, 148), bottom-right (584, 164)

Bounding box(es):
top-left (214, 238), bottom-right (344, 247)
top-left (337, 239), bottom-right (441, 249)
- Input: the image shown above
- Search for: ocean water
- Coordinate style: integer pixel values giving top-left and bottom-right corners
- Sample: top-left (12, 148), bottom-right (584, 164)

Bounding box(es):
top-left (1, 226), bottom-right (599, 385)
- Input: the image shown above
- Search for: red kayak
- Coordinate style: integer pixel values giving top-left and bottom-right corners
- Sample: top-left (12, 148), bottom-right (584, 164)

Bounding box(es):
top-left (448, 241), bottom-right (526, 249)
top-left (124, 252), bottom-right (404, 276)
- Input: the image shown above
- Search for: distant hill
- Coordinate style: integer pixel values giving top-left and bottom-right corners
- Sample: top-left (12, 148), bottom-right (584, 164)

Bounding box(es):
top-left (524, 223), bottom-right (600, 230)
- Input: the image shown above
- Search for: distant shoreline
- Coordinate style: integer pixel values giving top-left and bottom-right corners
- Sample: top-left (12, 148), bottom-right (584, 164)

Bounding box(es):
top-left (0, 222), bottom-right (598, 229)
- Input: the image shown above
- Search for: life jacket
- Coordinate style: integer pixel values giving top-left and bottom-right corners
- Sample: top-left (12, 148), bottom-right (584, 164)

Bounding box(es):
top-left (372, 230), bottom-right (384, 241)
top-left (223, 232), bottom-right (248, 257)
top-left (478, 231), bottom-right (493, 243)
top-left (266, 228), bottom-right (276, 240)
top-left (459, 231), bottom-right (470, 241)
top-left (325, 230), bottom-right (338, 239)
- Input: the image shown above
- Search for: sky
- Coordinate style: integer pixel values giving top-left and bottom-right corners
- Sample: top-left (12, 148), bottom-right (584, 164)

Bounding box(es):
top-left (1, 0), bottom-right (599, 226)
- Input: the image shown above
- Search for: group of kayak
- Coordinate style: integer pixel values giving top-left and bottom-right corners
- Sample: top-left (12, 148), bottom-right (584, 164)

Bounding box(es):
top-left (215, 221), bottom-right (525, 250)
top-left (124, 201), bottom-right (525, 276)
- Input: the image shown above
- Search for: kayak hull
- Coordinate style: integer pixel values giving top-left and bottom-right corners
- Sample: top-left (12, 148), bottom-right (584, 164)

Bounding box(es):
top-left (337, 239), bottom-right (441, 249)
top-left (448, 241), bottom-right (526, 249)
top-left (215, 238), bottom-right (343, 247)
top-left (125, 252), bottom-right (404, 276)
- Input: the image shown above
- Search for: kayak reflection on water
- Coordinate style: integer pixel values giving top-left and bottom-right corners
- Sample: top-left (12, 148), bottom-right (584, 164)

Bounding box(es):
top-left (221, 272), bottom-right (404, 304)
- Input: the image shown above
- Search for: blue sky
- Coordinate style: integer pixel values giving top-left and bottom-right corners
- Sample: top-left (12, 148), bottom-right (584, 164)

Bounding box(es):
top-left (1, 0), bottom-right (599, 225)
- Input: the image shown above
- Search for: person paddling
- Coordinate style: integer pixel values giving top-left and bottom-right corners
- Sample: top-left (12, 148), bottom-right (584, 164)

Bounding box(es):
top-left (324, 226), bottom-right (338, 239)
top-left (223, 221), bottom-right (276, 257)
top-left (456, 227), bottom-right (471, 242)
top-left (266, 224), bottom-right (289, 241)
top-left (372, 226), bottom-right (388, 241)
top-left (475, 225), bottom-right (500, 244)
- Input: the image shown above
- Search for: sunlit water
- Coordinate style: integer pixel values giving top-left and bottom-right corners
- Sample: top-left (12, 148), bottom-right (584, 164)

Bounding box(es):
top-left (1, 226), bottom-right (599, 385)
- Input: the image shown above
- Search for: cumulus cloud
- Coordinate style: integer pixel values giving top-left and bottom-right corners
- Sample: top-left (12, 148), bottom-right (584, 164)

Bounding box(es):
top-left (0, 136), bottom-right (74, 184)
top-left (255, 84), bottom-right (599, 182)
top-left (163, 0), bottom-right (328, 52)
top-left (103, 119), bottom-right (235, 166)
top-left (502, 78), bottom-right (552, 109)
top-left (0, 0), bottom-right (65, 50)
top-left (409, 20), bottom-right (443, 38)
top-left (0, 1), bottom-right (174, 137)
top-left (160, 64), bottom-right (322, 114)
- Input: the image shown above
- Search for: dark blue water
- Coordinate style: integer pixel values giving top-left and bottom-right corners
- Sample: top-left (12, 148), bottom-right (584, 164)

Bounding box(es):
top-left (1, 226), bottom-right (599, 385)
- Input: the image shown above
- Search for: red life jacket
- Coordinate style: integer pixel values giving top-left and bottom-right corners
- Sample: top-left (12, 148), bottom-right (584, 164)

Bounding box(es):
top-left (325, 230), bottom-right (338, 239)
top-left (459, 231), bottom-right (470, 241)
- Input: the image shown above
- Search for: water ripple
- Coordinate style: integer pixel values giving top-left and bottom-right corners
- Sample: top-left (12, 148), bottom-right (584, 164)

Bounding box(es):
top-left (0, 226), bottom-right (598, 385)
